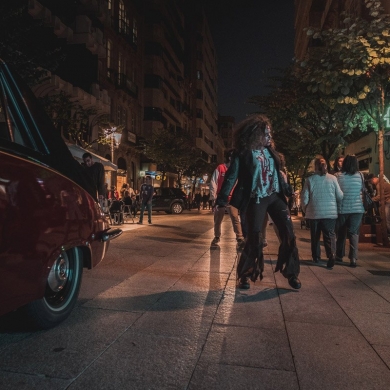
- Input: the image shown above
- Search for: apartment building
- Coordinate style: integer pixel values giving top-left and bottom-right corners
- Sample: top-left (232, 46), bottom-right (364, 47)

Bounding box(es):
top-left (218, 115), bottom-right (235, 150)
top-left (27, 0), bottom-right (221, 190)
top-left (183, 3), bottom-right (224, 165)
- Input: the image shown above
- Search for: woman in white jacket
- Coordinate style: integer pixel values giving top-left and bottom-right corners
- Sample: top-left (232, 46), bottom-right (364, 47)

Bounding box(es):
top-left (301, 157), bottom-right (343, 269)
top-left (334, 155), bottom-right (365, 267)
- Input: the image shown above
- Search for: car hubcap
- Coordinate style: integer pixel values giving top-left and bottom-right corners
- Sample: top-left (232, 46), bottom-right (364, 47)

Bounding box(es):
top-left (47, 252), bottom-right (69, 292)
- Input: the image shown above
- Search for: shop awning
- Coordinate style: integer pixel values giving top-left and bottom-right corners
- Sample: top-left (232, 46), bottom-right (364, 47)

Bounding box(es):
top-left (66, 143), bottom-right (117, 171)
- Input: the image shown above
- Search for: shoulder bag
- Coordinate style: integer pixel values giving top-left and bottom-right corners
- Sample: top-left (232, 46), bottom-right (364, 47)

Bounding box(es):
top-left (360, 172), bottom-right (374, 212)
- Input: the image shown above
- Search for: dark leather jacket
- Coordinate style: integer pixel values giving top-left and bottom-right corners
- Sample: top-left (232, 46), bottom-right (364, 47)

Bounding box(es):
top-left (216, 148), bottom-right (290, 211)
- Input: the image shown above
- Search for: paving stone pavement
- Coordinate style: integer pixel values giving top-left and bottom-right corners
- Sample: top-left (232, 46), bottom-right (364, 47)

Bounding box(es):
top-left (1, 214), bottom-right (390, 390)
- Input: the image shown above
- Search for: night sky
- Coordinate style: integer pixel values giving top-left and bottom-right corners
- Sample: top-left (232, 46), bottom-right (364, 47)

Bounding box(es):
top-left (203, 0), bottom-right (295, 123)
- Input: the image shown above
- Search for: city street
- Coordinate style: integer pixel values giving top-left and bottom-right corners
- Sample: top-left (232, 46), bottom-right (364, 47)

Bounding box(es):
top-left (1, 210), bottom-right (390, 389)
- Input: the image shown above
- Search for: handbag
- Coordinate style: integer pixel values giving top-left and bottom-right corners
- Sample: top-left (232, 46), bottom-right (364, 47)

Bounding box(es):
top-left (360, 172), bottom-right (375, 212)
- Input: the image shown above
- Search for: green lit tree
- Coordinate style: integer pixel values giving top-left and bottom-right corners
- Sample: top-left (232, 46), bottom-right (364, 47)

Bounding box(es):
top-left (249, 67), bottom-right (372, 170)
top-left (299, 0), bottom-right (390, 245)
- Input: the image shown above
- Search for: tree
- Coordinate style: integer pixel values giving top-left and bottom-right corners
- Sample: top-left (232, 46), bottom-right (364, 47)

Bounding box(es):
top-left (40, 92), bottom-right (100, 146)
top-left (184, 157), bottom-right (216, 198)
top-left (249, 67), bottom-right (372, 169)
top-left (299, 0), bottom-right (390, 245)
top-left (0, 0), bottom-right (65, 85)
top-left (140, 128), bottom-right (200, 187)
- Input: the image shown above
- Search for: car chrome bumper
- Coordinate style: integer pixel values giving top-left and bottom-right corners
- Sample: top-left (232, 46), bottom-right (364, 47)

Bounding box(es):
top-left (100, 228), bottom-right (122, 242)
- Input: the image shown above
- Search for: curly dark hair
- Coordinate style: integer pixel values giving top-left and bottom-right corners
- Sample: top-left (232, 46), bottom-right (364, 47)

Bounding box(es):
top-left (233, 114), bottom-right (272, 152)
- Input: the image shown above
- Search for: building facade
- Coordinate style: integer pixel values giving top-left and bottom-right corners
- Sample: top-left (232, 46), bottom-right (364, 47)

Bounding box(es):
top-left (27, 0), bottom-right (222, 192)
top-left (218, 115), bottom-right (235, 150)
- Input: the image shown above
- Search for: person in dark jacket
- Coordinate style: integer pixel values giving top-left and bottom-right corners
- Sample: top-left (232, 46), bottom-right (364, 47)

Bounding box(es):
top-left (216, 114), bottom-right (301, 290)
top-left (138, 176), bottom-right (154, 224)
top-left (82, 152), bottom-right (105, 200)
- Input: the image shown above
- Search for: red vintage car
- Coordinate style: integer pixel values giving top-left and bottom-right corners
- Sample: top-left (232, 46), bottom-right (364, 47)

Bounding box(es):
top-left (0, 60), bottom-right (121, 328)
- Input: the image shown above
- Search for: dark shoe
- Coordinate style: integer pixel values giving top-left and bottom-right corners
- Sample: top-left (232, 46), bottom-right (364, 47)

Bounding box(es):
top-left (137, 221), bottom-right (143, 225)
top-left (211, 237), bottom-right (220, 245)
top-left (288, 276), bottom-right (301, 289)
top-left (350, 259), bottom-right (357, 268)
top-left (238, 277), bottom-right (250, 289)
top-left (312, 258), bottom-right (320, 264)
top-left (148, 221), bottom-right (152, 225)
top-left (327, 257), bottom-right (335, 270)
top-left (236, 239), bottom-right (245, 250)
top-left (336, 257), bottom-right (343, 263)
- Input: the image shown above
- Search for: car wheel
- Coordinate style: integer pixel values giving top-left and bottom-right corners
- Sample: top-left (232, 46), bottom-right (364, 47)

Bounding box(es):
top-left (171, 202), bottom-right (183, 214)
top-left (24, 247), bottom-right (84, 329)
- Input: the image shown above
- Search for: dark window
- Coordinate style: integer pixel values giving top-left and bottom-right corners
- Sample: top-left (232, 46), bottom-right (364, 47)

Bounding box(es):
top-left (144, 74), bottom-right (162, 89)
top-left (196, 89), bottom-right (203, 99)
top-left (145, 41), bottom-right (163, 57)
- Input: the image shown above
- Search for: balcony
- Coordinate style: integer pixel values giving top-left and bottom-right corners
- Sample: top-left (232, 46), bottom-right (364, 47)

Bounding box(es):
top-left (111, 17), bottom-right (137, 50)
top-left (116, 73), bottom-right (138, 98)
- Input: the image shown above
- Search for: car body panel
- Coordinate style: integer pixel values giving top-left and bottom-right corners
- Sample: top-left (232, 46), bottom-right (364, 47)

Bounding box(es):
top-left (152, 188), bottom-right (186, 213)
top-left (0, 59), bottom-right (119, 319)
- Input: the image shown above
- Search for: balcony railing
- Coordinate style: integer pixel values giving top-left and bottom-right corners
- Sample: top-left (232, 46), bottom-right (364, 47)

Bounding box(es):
top-left (116, 73), bottom-right (138, 98)
top-left (111, 17), bottom-right (137, 49)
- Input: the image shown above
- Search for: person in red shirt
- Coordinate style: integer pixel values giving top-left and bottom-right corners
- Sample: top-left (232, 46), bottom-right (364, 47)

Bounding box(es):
top-left (209, 150), bottom-right (245, 248)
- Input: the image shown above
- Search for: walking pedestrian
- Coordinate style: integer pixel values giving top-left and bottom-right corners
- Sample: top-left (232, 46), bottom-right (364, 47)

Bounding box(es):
top-left (301, 157), bottom-right (343, 269)
top-left (194, 192), bottom-right (202, 211)
top-left (368, 173), bottom-right (390, 234)
top-left (215, 114), bottom-right (301, 290)
top-left (334, 155), bottom-right (365, 267)
top-left (132, 189), bottom-right (139, 218)
top-left (202, 192), bottom-right (209, 209)
top-left (210, 149), bottom-right (245, 249)
top-left (138, 176), bottom-right (154, 225)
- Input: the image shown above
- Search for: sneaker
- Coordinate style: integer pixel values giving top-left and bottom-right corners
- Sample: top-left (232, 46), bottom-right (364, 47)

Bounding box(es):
top-left (148, 221), bottom-right (152, 225)
top-left (137, 221), bottom-right (143, 225)
top-left (238, 277), bottom-right (250, 289)
top-left (211, 237), bottom-right (220, 245)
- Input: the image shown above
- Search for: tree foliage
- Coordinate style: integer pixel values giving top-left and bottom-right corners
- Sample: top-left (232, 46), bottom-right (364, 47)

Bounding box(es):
top-left (299, 0), bottom-right (390, 244)
top-left (40, 91), bottom-right (112, 148)
top-left (140, 128), bottom-right (204, 187)
top-left (0, 0), bottom-right (65, 85)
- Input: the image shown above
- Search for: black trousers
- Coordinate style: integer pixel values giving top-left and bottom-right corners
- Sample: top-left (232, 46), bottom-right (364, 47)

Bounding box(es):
top-left (307, 218), bottom-right (336, 261)
top-left (237, 193), bottom-right (300, 281)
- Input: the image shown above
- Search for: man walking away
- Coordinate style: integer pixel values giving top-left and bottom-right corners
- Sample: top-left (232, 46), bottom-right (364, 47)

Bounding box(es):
top-left (138, 176), bottom-right (154, 225)
top-left (210, 149), bottom-right (245, 249)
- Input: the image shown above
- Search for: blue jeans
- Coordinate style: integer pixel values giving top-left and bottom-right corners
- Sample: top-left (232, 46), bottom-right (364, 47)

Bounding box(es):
top-left (139, 201), bottom-right (152, 223)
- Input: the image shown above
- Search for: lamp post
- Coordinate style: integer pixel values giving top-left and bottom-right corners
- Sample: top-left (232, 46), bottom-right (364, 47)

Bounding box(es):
top-left (104, 126), bottom-right (121, 163)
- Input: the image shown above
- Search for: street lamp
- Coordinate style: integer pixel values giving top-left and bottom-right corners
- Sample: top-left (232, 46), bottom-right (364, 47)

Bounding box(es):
top-left (104, 126), bottom-right (122, 162)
